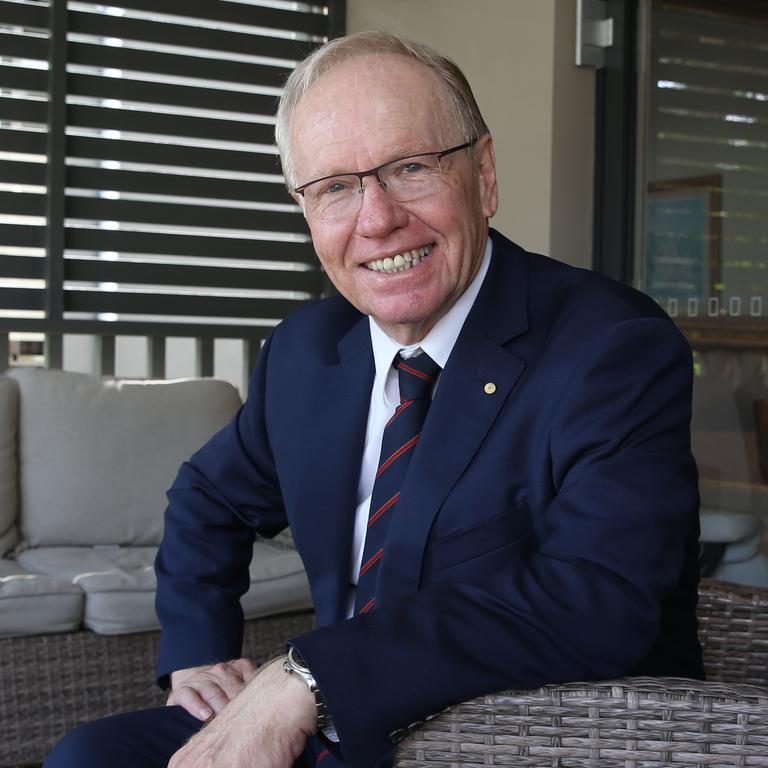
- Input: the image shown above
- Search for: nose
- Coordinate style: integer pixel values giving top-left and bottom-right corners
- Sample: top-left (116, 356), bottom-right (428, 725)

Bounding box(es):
top-left (354, 175), bottom-right (408, 237)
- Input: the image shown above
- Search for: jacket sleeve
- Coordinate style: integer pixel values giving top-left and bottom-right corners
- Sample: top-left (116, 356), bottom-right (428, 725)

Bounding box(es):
top-left (155, 332), bottom-right (287, 682)
top-left (290, 317), bottom-right (700, 768)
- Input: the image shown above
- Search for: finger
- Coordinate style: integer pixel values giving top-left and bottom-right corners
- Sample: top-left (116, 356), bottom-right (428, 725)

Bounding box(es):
top-left (230, 657), bottom-right (258, 682)
top-left (206, 662), bottom-right (252, 700)
top-left (186, 677), bottom-right (234, 714)
top-left (170, 664), bottom-right (208, 690)
top-left (167, 685), bottom-right (214, 722)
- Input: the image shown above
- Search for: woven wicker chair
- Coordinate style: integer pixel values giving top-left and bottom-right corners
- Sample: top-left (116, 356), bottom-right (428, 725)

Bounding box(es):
top-left (1, 611), bottom-right (315, 767)
top-left (394, 578), bottom-right (768, 767)
top-left (4, 580), bottom-right (768, 767)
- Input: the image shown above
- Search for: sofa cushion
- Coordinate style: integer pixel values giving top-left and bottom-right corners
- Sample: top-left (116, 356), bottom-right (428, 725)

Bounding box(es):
top-left (8, 368), bottom-right (241, 547)
top-left (0, 376), bottom-right (19, 556)
top-left (0, 558), bottom-right (83, 637)
top-left (17, 540), bottom-right (312, 635)
top-left (18, 545), bottom-right (160, 635)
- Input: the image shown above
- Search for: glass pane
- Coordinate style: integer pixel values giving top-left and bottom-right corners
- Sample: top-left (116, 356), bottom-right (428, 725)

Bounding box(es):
top-left (638, 1), bottom-right (768, 585)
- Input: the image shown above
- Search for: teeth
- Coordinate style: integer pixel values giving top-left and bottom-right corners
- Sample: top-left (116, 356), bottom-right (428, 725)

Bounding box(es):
top-left (365, 245), bottom-right (433, 273)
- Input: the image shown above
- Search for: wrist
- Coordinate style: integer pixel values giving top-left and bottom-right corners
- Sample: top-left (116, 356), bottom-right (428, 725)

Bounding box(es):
top-left (283, 646), bottom-right (334, 730)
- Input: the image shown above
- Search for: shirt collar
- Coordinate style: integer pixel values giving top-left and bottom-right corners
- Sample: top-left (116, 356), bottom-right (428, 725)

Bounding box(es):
top-left (368, 236), bottom-right (493, 374)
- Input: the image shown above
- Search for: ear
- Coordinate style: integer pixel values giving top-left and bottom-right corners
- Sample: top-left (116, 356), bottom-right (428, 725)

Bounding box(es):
top-left (475, 133), bottom-right (499, 219)
top-left (290, 191), bottom-right (308, 218)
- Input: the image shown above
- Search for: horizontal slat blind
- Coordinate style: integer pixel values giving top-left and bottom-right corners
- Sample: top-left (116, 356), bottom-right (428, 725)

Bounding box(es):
top-left (643, 2), bottom-right (768, 324)
top-left (0, 0), bottom-right (341, 337)
top-left (0, 0), bottom-right (49, 319)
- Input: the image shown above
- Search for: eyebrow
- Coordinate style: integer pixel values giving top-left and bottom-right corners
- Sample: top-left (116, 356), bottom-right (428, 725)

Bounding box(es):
top-left (301, 143), bottom-right (443, 183)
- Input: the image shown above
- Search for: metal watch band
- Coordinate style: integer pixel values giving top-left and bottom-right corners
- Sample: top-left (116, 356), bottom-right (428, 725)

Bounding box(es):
top-left (283, 646), bottom-right (333, 729)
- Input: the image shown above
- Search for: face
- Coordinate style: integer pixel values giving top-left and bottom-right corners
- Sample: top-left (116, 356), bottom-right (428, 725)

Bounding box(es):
top-left (289, 54), bottom-right (498, 345)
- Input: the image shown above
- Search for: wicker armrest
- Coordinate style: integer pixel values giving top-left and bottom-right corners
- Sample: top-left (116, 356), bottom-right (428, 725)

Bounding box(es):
top-left (698, 578), bottom-right (768, 687)
top-left (394, 676), bottom-right (768, 767)
top-left (394, 581), bottom-right (768, 767)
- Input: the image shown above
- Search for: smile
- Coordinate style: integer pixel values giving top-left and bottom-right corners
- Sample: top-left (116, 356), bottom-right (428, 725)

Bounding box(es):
top-left (364, 245), bottom-right (434, 274)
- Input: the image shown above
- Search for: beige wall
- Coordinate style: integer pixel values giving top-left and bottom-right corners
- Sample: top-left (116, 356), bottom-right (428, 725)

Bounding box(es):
top-left (346, 0), bottom-right (596, 269)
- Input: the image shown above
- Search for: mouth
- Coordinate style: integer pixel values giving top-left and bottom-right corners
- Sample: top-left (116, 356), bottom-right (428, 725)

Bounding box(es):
top-left (364, 244), bottom-right (434, 274)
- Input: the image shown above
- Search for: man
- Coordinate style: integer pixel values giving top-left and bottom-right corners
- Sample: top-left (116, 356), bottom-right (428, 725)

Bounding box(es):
top-left (46, 31), bottom-right (702, 768)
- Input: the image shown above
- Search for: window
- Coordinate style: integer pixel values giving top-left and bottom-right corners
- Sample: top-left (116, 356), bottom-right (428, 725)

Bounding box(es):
top-left (598, 0), bottom-right (768, 580)
top-left (636, 1), bottom-right (768, 531)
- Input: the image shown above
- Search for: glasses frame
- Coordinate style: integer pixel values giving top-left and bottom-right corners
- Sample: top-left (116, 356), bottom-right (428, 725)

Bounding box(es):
top-left (293, 138), bottom-right (478, 199)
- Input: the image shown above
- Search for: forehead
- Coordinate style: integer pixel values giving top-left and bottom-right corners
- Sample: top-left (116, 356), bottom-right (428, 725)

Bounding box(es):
top-left (290, 54), bottom-right (459, 179)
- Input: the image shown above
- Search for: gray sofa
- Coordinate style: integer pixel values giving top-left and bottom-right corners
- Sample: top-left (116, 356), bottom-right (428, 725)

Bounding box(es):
top-left (0, 367), bottom-right (314, 766)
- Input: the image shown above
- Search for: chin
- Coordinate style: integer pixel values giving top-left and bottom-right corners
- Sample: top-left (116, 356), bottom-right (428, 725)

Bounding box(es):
top-left (371, 307), bottom-right (442, 341)
top-left (368, 301), bottom-right (431, 325)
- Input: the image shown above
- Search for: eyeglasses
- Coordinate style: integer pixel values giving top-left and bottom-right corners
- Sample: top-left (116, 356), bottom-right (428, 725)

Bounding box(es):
top-left (293, 138), bottom-right (477, 221)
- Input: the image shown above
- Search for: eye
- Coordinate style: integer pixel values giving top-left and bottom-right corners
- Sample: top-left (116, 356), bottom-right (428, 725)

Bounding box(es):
top-left (318, 178), bottom-right (354, 197)
top-left (395, 161), bottom-right (427, 176)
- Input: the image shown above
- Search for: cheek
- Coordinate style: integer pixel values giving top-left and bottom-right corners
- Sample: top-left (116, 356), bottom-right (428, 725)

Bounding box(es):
top-left (419, 184), bottom-right (479, 235)
top-left (309, 225), bottom-right (352, 275)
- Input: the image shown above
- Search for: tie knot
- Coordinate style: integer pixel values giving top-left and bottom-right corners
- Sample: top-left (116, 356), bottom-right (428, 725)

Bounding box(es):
top-left (395, 352), bottom-right (441, 402)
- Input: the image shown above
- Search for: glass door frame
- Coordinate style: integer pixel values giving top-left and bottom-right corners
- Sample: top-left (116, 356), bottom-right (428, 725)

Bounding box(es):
top-left (595, 0), bottom-right (768, 286)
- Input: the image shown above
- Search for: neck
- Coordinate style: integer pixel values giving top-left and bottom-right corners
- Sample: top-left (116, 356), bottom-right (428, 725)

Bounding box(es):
top-left (377, 317), bottom-right (434, 346)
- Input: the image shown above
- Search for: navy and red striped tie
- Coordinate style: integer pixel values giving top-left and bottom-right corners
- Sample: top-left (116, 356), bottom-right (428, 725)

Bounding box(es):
top-left (354, 351), bottom-right (441, 615)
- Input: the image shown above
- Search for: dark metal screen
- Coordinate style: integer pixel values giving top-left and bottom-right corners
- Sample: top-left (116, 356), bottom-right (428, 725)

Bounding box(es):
top-left (0, 0), bottom-right (344, 372)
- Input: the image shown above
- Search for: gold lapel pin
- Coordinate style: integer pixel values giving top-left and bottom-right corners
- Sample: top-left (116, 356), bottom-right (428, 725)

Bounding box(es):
top-left (484, 382), bottom-right (497, 395)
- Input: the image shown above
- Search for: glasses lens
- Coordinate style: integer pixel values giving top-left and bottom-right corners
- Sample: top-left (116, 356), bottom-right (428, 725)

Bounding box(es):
top-left (303, 175), bottom-right (360, 220)
top-left (380, 154), bottom-right (444, 202)
top-left (300, 151), bottom-right (455, 221)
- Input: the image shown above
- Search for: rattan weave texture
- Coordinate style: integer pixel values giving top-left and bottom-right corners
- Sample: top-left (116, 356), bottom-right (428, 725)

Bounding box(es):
top-left (395, 677), bottom-right (768, 767)
top-left (394, 580), bottom-right (768, 767)
top-left (698, 578), bottom-right (768, 688)
top-left (0, 610), bottom-right (315, 767)
top-left (4, 581), bottom-right (768, 767)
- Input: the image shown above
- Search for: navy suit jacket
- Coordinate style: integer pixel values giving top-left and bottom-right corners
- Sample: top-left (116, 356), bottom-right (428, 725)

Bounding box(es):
top-left (156, 230), bottom-right (702, 768)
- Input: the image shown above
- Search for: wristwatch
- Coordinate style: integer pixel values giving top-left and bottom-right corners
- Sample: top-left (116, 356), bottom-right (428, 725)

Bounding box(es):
top-left (283, 646), bottom-right (333, 729)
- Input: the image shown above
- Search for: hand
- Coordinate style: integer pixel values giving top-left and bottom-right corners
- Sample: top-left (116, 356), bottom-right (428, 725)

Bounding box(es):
top-left (168, 658), bottom-right (258, 721)
top-left (168, 656), bottom-right (317, 768)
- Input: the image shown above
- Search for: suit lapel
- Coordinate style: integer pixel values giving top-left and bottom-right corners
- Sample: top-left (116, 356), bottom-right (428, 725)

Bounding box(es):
top-left (298, 316), bottom-right (374, 625)
top-left (377, 233), bottom-right (531, 602)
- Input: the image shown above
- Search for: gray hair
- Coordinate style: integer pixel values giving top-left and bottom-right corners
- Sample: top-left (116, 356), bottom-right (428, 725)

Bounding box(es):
top-left (275, 31), bottom-right (489, 190)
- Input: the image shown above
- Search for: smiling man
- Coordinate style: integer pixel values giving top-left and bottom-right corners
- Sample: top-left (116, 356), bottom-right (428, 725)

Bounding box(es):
top-left (286, 52), bottom-right (496, 346)
top-left (45, 31), bottom-right (702, 768)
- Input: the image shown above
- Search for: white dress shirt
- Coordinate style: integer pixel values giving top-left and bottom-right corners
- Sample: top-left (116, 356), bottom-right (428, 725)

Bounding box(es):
top-left (346, 237), bottom-right (492, 616)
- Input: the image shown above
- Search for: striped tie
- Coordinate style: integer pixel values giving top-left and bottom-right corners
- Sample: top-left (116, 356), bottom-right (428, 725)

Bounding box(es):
top-left (354, 351), bottom-right (441, 615)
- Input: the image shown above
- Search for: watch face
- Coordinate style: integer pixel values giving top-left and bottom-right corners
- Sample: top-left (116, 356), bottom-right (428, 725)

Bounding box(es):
top-left (286, 649), bottom-right (332, 729)
top-left (289, 647), bottom-right (310, 672)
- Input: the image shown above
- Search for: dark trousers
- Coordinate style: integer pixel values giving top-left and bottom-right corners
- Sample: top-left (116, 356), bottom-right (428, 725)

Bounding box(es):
top-left (44, 706), bottom-right (336, 768)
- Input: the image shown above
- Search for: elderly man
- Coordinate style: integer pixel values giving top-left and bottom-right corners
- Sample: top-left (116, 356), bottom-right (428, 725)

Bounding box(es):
top-left (46, 31), bottom-right (702, 768)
